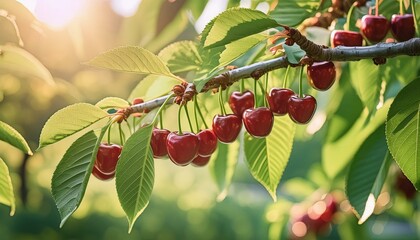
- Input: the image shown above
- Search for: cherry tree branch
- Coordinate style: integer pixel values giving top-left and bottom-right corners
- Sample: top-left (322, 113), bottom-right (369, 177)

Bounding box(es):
top-left (128, 34), bottom-right (420, 117)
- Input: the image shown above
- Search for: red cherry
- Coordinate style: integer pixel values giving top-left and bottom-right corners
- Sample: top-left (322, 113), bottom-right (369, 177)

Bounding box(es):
top-left (191, 155), bottom-right (211, 167)
top-left (92, 165), bottom-right (114, 181)
top-left (360, 15), bottom-right (390, 43)
top-left (132, 98), bottom-right (144, 105)
top-left (330, 30), bottom-right (363, 48)
top-left (228, 91), bottom-right (255, 117)
top-left (242, 107), bottom-right (274, 138)
top-left (197, 129), bottom-right (218, 157)
top-left (391, 14), bottom-right (415, 42)
top-left (288, 95), bottom-right (317, 124)
top-left (268, 88), bottom-right (294, 115)
top-left (166, 132), bottom-right (199, 166)
top-left (95, 143), bottom-right (122, 175)
top-left (319, 195), bottom-right (338, 222)
top-left (307, 61), bottom-right (336, 91)
top-left (212, 114), bottom-right (242, 143)
top-left (151, 128), bottom-right (170, 158)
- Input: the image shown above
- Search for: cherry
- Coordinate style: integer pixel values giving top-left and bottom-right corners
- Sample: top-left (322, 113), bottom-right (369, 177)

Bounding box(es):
top-left (166, 132), bottom-right (199, 166)
top-left (391, 14), bottom-right (415, 42)
top-left (151, 128), bottom-right (170, 158)
top-left (94, 143), bottom-right (122, 175)
top-left (92, 165), bottom-right (114, 181)
top-left (330, 30), bottom-right (363, 48)
top-left (288, 95), bottom-right (317, 124)
top-left (360, 15), bottom-right (390, 43)
top-left (197, 129), bottom-right (218, 157)
top-left (228, 91), bottom-right (255, 117)
top-left (242, 107), bottom-right (274, 138)
top-left (212, 114), bottom-right (242, 143)
top-left (268, 88), bottom-right (294, 115)
top-left (307, 61), bottom-right (336, 91)
top-left (191, 155), bottom-right (211, 167)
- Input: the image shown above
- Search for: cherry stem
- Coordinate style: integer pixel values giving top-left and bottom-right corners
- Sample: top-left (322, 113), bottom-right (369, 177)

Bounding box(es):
top-left (132, 117), bottom-right (136, 132)
top-left (159, 111), bottom-right (163, 129)
top-left (411, 0), bottom-right (419, 35)
top-left (254, 79), bottom-right (258, 107)
top-left (177, 106), bottom-right (183, 135)
top-left (193, 96), bottom-right (200, 131)
top-left (240, 79), bottom-right (244, 93)
top-left (345, 4), bottom-right (356, 31)
top-left (126, 120), bottom-right (133, 135)
top-left (264, 73), bottom-right (269, 107)
top-left (400, 0), bottom-right (404, 15)
top-left (218, 86), bottom-right (227, 115)
top-left (184, 105), bottom-right (194, 133)
top-left (118, 123), bottom-right (125, 145)
top-left (283, 66), bottom-right (290, 89)
top-left (298, 65), bottom-right (304, 98)
top-left (375, 0), bottom-right (379, 16)
top-left (107, 124), bottom-right (112, 144)
top-left (257, 78), bottom-right (267, 107)
top-left (195, 96), bottom-right (209, 129)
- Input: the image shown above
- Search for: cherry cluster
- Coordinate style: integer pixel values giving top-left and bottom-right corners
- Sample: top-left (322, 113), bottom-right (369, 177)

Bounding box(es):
top-left (331, 13), bottom-right (415, 47)
top-left (290, 194), bottom-right (338, 239)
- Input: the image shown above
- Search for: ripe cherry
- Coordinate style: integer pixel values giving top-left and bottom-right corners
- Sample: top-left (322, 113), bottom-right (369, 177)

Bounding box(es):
top-left (360, 15), bottom-right (390, 43)
top-left (307, 61), bottom-right (336, 91)
top-left (243, 107), bottom-right (274, 138)
top-left (92, 165), bottom-right (114, 181)
top-left (391, 14), bottom-right (415, 42)
top-left (151, 128), bottom-right (170, 158)
top-left (268, 88), bottom-right (294, 115)
top-left (212, 114), bottom-right (242, 143)
top-left (166, 132), bottom-right (199, 166)
top-left (191, 155), bottom-right (211, 167)
top-left (330, 30), bottom-right (363, 48)
top-left (197, 129), bottom-right (218, 157)
top-left (288, 95), bottom-right (317, 124)
top-left (228, 91), bottom-right (255, 117)
top-left (95, 143), bottom-right (122, 175)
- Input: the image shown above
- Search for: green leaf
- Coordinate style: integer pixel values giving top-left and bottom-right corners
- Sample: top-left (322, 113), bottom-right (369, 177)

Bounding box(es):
top-left (323, 100), bottom-right (391, 179)
top-left (219, 34), bottom-right (266, 66)
top-left (283, 43), bottom-right (306, 64)
top-left (244, 116), bottom-right (296, 200)
top-left (269, 0), bottom-right (329, 27)
top-left (0, 157), bottom-right (15, 216)
top-left (95, 97), bottom-right (130, 110)
top-left (158, 41), bottom-right (202, 74)
top-left (128, 75), bottom-right (179, 102)
top-left (349, 59), bottom-right (385, 114)
top-left (346, 126), bottom-right (391, 224)
top-left (386, 78), bottom-right (420, 189)
top-left (0, 121), bottom-right (32, 155)
top-left (0, 45), bottom-right (54, 84)
top-left (38, 103), bottom-right (107, 149)
top-left (116, 124), bottom-right (154, 233)
top-left (202, 8), bottom-right (278, 49)
top-left (209, 140), bottom-right (239, 201)
top-left (51, 128), bottom-right (106, 227)
top-left (87, 46), bottom-right (179, 80)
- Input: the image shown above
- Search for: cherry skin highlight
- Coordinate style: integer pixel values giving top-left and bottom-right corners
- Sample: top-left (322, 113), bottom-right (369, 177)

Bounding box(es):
top-left (242, 107), bottom-right (274, 138)
top-left (151, 128), bottom-right (170, 158)
top-left (95, 143), bottom-right (122, 175)
top-left (166, 132), bottom-right (199, 166)
top-left (288, 95), bottom-right (317, 124)
top-left (268, 88), bottom-right (294, 115)
top-left (307, 61), bottom-right (336, 91)
top-left (212, 114), bottom-right (242, 143)
top-left (196, 129), bottom-right (218, 157)
top-left (228, 91), bottom-right (255, 118)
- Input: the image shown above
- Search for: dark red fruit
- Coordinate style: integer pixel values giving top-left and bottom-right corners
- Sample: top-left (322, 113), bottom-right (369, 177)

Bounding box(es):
top-left (228, 91), bottom-right (255, 117)
top-left (307, 61), bottom-right (336, 91)
top-left (288, 95), bottom-right (317, 124)
top-left (95, 143), bottom-right (122, 175)
top-left (243, 107), bottom-right (274, 138)
top-left (212, 114), bottom-right (242, 143)
top-left (191, 155), bottom-right (211, 167)
top-left (391, 14), bottom-right (415, 42)
top-left (166, 132), bottom-right (199, 166)
top-left (151, 128), bottom-right (170, 158)
top-left (395, 170), bottom-right (417, 199)
top-left (197, 129), bottom-right (218, 157)
top-left (330, 30), bottom-right (363, 48)
top-left (360, 15), bottom-right (390, 43)
top-left (92, 165), bottom-right (114, 181)
top-left (268, 88), bottom-right (294, 115)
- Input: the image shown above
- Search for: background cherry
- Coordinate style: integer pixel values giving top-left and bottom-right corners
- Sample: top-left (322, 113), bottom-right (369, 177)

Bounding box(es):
top-left (95, 143), bottom-right (122, 175)
top-left (166, 132), bottom-right (199, 166)
top-left (197, 129), bottom-right (217, 157)
top-left (268, 88), bottom-right (294, 115)
top-left (330, 30), bottom-right (363, 48)
top-left (228, 91), bottom-right (255, 117)
top-left (212, 114), bottom-right (242, 143)
top-left (243, 107), bottom-right (274, 138)
top-left (288, 95), bottom-right (317, 124)
top-left (391, 14), bottom-right (415, 42)
top-left (191, 155), bottom-right (211, 167)
top-left (151, 128), bottom-right (170, 158)
top-left (360, 15), bottom-right (390, 43)
top-left (307, 61), bottom-right (336, 91)
top-left (92, 165), bottom-right (114, 181)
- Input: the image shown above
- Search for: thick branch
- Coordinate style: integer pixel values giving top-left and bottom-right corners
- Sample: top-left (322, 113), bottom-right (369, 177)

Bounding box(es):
top-left (129, 36), bottom-right (420, 115)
